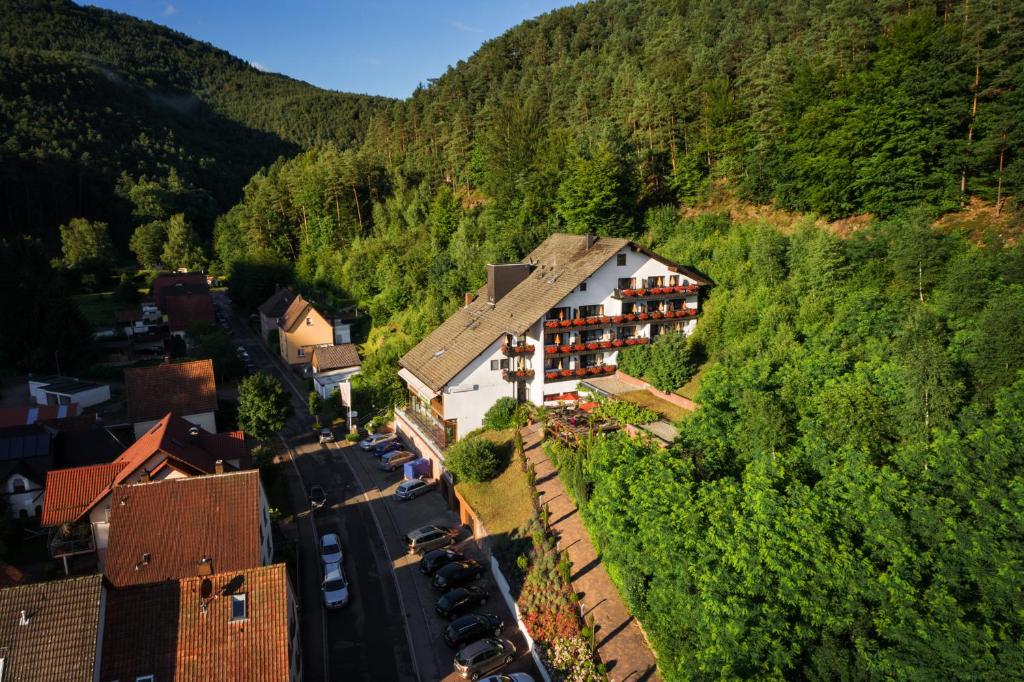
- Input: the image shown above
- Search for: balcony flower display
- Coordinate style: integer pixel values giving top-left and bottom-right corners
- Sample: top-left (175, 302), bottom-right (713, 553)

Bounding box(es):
top-left (545, 345), bottom-right (559, 354)
top-left (624, 313), bottom-right (637, 321)
top-left (559, 319), bottom-right (571, 328)
top-left (559, 369), bottom-right (573, 377)
top-left (575, 368), bottom-right (588, 377)
top-left (545, 320), bottom-right (559, 329)
top-left (612, 339), bottom-right (625, 347)
top-left (625, 338), bottom-right (638, 345)
top-left (598, 340), bottom-right (612, 349)
top-left (585, 342), bottom-right (598, 351)
top-left (560, 345), bottom-right (572, 354)
top-left (599, 315), bottom-right (610, 323)
top-left (638, 312), bottom-right (650, 320)
top-left (673, 285), bottom-right (686, 293)
top-left (545, 371), bottom-right (560, 380)
top-left (588, 366), bottom-right (602, 375)
top-left (621, 288), bottom-right (635, 297)
top-left (612, 315), bottom-right (624, 323)
top-left (650, 311), bottom-right (663, 319)
top-left (573, 319), bottom-right (586, 327)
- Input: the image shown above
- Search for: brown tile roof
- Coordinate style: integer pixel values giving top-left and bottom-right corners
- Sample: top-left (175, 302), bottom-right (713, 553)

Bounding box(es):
top-left (104, 470), bottom-right (263, 587)
top-left (258, 287), bottom-right (296, 318)
top-left (125, 359), bottom-right (217, 422)
top-left (41, 461), bottom-right (127, 526)
top-left (0, 561), bottom-right (27, 588)
top-left (0, 574), bottom-right (104, 681)
top-left (278, 294), bottom-right (314, 332)
top-left (0, 403), bottom-right (79, 427)
top-left (102, 564), bottom-right (293, 682)
top-left (152, 273), bottom-right (209, 310)
top-left (312, 343), bottom-right (361, 372)
top-left (165, 292), bottom-right (216, 332)
top-left (41, 414), bottom-right (249, 526)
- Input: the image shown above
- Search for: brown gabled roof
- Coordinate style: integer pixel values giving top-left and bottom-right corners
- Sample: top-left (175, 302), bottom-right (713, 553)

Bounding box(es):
top-left (399, 234), bottom-right (710, 393)
top-left (152, 273), bottom-right (209, 310)
top-left (278, 294), bottom-right (314, 332)
top-left (0, 574), bottom-right (104, 681)
top-left (312, 344), bottom-right (361, 372)
top-left (258, 287), bottom-right (296, 318)
top-left (165, 292), bottom-right (216, 332)
top-left (104, 470), bottom-right (262, 588)
top-left (102, 564), bottom-right (292, 682)
top-left (41, 414), bottom-right (249, 527)
top-left (125, 359), bottom-right (217, 422)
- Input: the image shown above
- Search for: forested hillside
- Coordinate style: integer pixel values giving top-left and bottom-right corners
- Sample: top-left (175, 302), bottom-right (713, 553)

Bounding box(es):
top-left (0, 0), bottom-right (390, 245)
top-left (212, 2), bottom-right (1024, 678)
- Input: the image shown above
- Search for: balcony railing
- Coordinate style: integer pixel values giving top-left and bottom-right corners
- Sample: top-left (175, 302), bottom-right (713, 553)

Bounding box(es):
top-left (544, 309), bottom-right (697, 338)
top-left (613, 284), bottom-right (700, 300)
top-left (500, 344), bottom-right (535, 356)
top-left (398, 404), bottom-right (450, 450)
top-left (543, 364), bottom-right (617, 382)
top-left (544, 337), bottom-right (650, 358)
top-left (501, 368), bottom-right (536, 382)
top-left (50, 532), bottom-right (95, 558)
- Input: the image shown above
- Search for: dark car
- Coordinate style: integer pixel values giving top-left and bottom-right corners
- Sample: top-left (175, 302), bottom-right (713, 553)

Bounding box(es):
top-left (419, 548), bottom-right (464, 575)
top-left (433, 560), bottom-right (485, 592)
top-left (373, 439), bottom-right (403, 456)
top-left (444, 613), bottom-right (505, 648)
top-left (309, 485), bottom-right (327, 510)
top-left (436, 586), bottom-right (489, 619)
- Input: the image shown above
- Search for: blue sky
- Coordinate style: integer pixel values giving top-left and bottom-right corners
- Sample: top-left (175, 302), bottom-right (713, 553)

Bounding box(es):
top-left (83, 1), bottom-right (578, 98)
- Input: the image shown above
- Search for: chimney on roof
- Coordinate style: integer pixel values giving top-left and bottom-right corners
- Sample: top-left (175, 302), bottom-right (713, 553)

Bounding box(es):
top-left (464, 292), bottom-right (476, 308)
top-left (487, 264), bottom-right (533, 305)
top-left (214, 459), bottom-right (224, 474)
top-left (586, 234), bottom-right (598, 249)
top-left (18, 610), bottom-right (29, 626)
top-left (198, 555), bottom-right (214, 576)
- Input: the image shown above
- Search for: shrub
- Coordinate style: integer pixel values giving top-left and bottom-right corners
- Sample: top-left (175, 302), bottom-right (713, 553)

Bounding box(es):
top-left (617, 343), bottom-right (652, 378)
top-left (445, 436), bottom-right (502, 482)
top-left (345, 432), bottom-right (360, 442)
top-left (593, 398), bottom-right (659, 425)
top-left (647, 332), bottom-right (695, 392)
top-left (483, 397), bottom-right (522, 430)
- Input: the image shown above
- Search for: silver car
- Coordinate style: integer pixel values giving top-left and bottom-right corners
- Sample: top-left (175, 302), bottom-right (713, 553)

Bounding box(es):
top-left (320, 532), bottom-right (343, 565)
top-left (379, 450), bottom-right (416, 472)
top-left (322, 561), bottom-right (349, 608)
top-left (453, 638), bottom-right (516, 680)
top-left (395, 477), bottom-right (434, 501)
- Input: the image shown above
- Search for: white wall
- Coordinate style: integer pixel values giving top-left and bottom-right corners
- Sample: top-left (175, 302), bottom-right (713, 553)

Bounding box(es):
top-left (259, 482), bottom-right (274, 564)
top-left (313, 367), bottom-right (360, 401)
top-left (46, 384), bottom-right (110, 409)
top-left (5, 474), bottom-right (43, 518)
top-left (132, 411), bottom-right (216, 440)
top-left (442, 337), bottom-right (518, 436)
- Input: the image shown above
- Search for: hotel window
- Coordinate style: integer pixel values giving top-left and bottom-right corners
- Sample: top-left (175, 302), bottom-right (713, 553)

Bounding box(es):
top-left (616, 253), bottom-right (627, 266)
top-left (669, 275), bottom-right (679, 286)
top-left (297, 348), bottom-right (306, 358)
top-left (579, 282), bottom-right (587, 292)
top-left (490, 359), bottom-right (509, 371)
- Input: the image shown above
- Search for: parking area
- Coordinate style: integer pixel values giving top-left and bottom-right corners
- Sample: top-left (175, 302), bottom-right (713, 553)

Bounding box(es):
top-left (332, 439), bottom-right (539, 682)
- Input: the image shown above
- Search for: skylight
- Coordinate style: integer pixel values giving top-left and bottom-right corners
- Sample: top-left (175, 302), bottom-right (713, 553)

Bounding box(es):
top-left (231, 593), bottom-right (247, 621)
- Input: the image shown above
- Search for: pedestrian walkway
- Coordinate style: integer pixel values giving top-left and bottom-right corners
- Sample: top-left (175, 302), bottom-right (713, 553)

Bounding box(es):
top-left (521, 424), bottom-right (660, 682)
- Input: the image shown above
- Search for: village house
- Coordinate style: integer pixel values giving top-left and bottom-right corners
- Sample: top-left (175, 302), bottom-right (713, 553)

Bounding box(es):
top-left (124, 359), bottom-right (218, 438)
top-left (258, 286), bottom-right (297, 342)
top-left (277, 294), bottom-right (356, 367)
top-left (396, 234), bottom-right (708, 471)
top-left (41, 413), bottom-right (249, 572)
top-left (28, 376), bottom-right (110, 409)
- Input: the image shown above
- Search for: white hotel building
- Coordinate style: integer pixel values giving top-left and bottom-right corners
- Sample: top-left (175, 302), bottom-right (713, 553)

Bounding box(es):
top-left (396, 233), bottom-right (708, 468)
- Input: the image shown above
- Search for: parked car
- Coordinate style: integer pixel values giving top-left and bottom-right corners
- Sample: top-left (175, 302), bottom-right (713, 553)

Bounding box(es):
top-left (309, 485), bottom-right (327, 510)
top-left (420, 548), bottom-right (464, 575)
top-left (433, 560), bottom-right (485, 592)
top-left (379, 450), bottom-right (416, 472)
top-left (319, 532), bottom-right (343, 565)
top-left (435, 586), bottom-right (489, 619)
top-left (444, 613), bottom-right (504, 649)
top-left (318, 427), bottom-right (335, 444)
top-left (359, 433), bottom-right (393, 451)
top-left (406, 526), bottom-right (456, 555)
top-left (395, 477), bottom-right (434, 501)
top-left (453, 637), bottom-right (516, 680)
top-left (322, 561), bottom-right (349, 608)
top-left (373, 439), bottom-right (403, 457)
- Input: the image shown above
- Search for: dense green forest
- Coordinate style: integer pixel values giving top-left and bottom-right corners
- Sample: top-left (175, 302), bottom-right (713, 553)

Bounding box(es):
top-left (0, 0), bottom-right (390, 245)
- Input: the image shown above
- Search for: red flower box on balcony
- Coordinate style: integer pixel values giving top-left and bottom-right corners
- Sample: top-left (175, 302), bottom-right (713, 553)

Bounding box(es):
top-left (575, 368), bottom-right (588, 377)
top-left (687, 284), bottom-right (699, 293)
top-left (560, 369), bottom-right (573, 377)
top-left (612, 339), bottom-right (625, 347)
top-left (546, 371), bottom-right (560, 380)
top-left (624, 313), bottom-right (637, 322)
top-left (622, 289), bottom-right (635, 297)
top-left (625, 338), bottom-right (638, 346)
top-left (599, 316), bottom-right (610, 323)
top-left (586, 316), bottom-right (598, 325)
top-left (674, 285), bottom-right (686, 293)
top-left (639, 337), bottom-right (651, 345)
top-left (545, 345), bottom-right (558, 354)
top-left (560, 345), bottom-right (572, 354)
top-left (585, 342), bottom-right (598, 351)
top-left (573, 343), bottom-right (586, 352)
top-left (573, 319), bottom-right (586, 327)
top-left (599, 341), bottom-right (612, 349)
top-left (612, 315), bottom-right (624, 323)
top-left (638, 313), bottom-right (650, 320)
top-left (604, 365), bottom-right (616, 374)
top-left (545, 320), bottom-right (559, 329)
top-left (559, 320), bottom-right (571, 328)
top-left (650, 311), bottom-right (663, 320)
top-left (588, 366), bottom-right (602, 375)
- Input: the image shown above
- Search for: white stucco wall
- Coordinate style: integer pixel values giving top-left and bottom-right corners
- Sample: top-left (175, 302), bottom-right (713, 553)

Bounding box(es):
top-left (132, 411), bottom-right (216, 440)
top-left (442, 337), bottom-right (518, 436)
top-left (5, 474), bottom-right (43, 518)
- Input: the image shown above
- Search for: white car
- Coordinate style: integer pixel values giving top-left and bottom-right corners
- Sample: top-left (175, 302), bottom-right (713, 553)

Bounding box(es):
top-left (322, 561), bottom-right (349, 608)
top-left (320, 532), bottom-right (343, 565)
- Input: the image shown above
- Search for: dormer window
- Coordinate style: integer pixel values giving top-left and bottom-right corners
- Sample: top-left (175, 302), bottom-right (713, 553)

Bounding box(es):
top-left (305, 317), bottom-right (313, 326)
top-left (12, 478), bottom-right (25, 493)
top-left (231, 593), bottom-right (247, 621)
top-left (616, 253), bottom-right (627, 266)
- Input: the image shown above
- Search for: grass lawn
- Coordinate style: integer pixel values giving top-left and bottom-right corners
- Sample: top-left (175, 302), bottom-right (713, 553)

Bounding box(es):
top-left (618, 390), bottom-right (690, 422)
top-left (73, 292), bottom-right (120, 327)
top-left (676, 359), bottom-right (714, 402)
top-left (457, 429), bottom-right (534, 540)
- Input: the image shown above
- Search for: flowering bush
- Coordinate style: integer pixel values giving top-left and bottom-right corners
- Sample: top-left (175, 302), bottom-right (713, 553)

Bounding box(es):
top-left (545, 636), bottom-right (605, 682)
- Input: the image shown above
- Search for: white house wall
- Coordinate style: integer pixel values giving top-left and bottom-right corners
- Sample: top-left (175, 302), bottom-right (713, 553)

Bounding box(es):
top-left (443, 337), bottom-right (517, 435)
top-left (5, 474), bottom-right (43, 518)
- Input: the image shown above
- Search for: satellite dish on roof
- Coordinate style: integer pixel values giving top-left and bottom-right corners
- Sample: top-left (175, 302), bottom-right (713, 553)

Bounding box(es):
top-left (200, 578), bottom-right (213, 600)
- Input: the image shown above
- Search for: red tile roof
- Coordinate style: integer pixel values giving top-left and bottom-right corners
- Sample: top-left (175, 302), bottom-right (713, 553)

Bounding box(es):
top-left (41, 414), bottom-right (249, 527)
top-left (125, 359), bottom-right (217, 422)
top-left (152, 273), bottom-right (209, 310)
top-left (102, 564), bottom-right (293, 682)
top-left (41, 461), bottom-right (127, 526)
top-left (104, 470), bottom-right (263, 588)
top-left (0, 575), bottom-right (104, 681)
top-left (0, 404), bottom-right (79, 427)
top-left (165, 292), bottom-right (216, 332)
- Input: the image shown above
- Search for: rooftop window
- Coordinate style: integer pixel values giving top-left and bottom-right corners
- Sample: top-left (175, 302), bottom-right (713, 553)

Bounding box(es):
top-left (231, 593), bottom-right (247, 621)
top-left (616, 253), bottom-right (627, 266)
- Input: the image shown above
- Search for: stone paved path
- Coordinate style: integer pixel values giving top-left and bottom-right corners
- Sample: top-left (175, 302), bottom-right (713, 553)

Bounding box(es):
top-left (521, 424), bottom-right (660, 682)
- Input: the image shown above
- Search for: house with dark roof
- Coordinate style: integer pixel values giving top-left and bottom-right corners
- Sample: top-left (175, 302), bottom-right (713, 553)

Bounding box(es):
top-left (277, 295), bottom-right (357, 367)
top-left (258, 286), bottom-right (296, 342)
top-left (152, 273), bottom-right (209, 311)
top-left (101, 563), bottom-right (302, 681)
top-left (165, 290), bottom-right (216, 336)
top-left (0, 574), bottom-right (105, 681)
top-left (311, 343), bottom-right (361, 409)
top-left (28, 375), bottom-right (110, 409)
top-left (124, 359), bottom-right (218, 438)
top-left (104, 470), bottom-right (272, 588)
top-left (396, 234), bottom-right (709, 460)
top-left (41, 414), bottom-right (249, 572)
